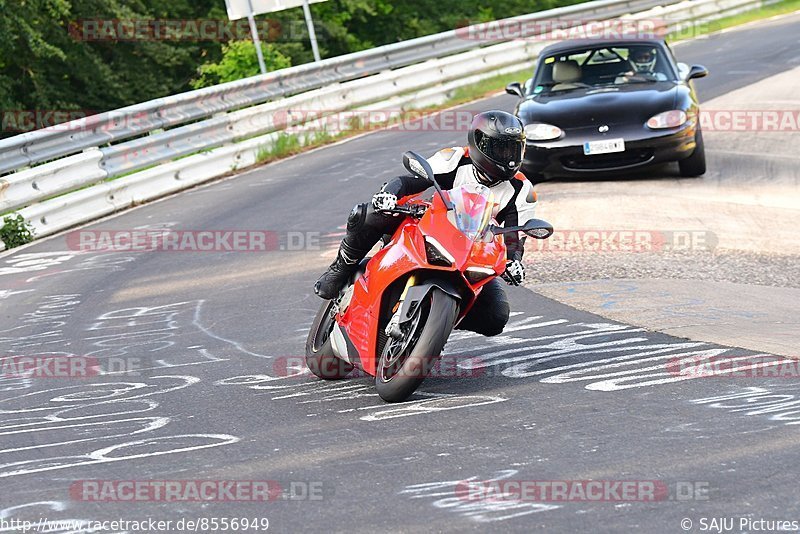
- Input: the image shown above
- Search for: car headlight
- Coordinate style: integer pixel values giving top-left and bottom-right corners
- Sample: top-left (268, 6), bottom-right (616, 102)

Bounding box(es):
top-left (524, 123), bottom-right (563, 141)
top-left (646, 110), bottom-right (688, 129)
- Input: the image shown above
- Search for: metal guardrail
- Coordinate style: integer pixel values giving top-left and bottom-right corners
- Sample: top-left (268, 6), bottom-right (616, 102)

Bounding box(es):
top-left (0, 0), bottom-right (777, 250)
top-left (0, 0), bottom-right (669, 176)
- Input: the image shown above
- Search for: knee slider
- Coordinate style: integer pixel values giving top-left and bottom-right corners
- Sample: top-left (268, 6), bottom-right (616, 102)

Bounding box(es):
top-left (346, 203), bottom-right (368, 232)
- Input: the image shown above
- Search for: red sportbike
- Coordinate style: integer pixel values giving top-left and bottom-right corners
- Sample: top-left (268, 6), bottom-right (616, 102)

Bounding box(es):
top-left (306, 152), bottom-right (553, 402)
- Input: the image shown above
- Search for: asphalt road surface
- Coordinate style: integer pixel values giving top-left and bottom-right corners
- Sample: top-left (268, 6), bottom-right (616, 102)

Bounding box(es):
top-left (1, 14), bottom-right (799, 534)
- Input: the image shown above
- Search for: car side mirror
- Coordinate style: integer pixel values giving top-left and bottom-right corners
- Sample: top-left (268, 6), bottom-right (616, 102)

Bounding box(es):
top-left (505, 82), bottom-right (524, 98)
top-left (687, 65), bottom-right (708, 80)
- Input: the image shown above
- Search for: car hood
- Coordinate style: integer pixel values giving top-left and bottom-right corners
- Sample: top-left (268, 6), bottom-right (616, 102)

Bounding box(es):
top-left (518, 83), bottom-right (682, 130)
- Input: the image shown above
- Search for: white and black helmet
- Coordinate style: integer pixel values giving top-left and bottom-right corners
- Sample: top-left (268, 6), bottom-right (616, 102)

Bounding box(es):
top-left (467, 110), bottom-right (526, 186)
top-left (631, 47), bottom-right (657, 73)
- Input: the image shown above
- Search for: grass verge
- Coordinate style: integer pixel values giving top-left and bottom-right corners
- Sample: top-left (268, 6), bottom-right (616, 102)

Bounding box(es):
top-left (669, 0), bottom-right (800, 40)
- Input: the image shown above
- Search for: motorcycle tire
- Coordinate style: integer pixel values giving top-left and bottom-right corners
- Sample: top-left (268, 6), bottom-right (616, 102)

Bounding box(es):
top-left (375, 288), bottom-right (459, 402)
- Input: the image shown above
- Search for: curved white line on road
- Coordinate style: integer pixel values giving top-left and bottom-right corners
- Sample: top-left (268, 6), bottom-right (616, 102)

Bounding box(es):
top-left (0, 434), bottom-right (240, 478)
top-left (192, 299), bottom-right (273, 359)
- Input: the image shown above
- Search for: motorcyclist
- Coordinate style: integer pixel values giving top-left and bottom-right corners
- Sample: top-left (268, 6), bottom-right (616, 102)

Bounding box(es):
top-left (314, 110), bottom-right (537, 337)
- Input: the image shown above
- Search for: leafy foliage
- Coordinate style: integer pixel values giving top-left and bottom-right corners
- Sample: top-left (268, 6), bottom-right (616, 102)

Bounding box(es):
top-left (0, 0), bottom-right (585, 129)
top-left (191, 41), bottom-right (291, 89)
top-left (0, 215), bottom-right (35, 249)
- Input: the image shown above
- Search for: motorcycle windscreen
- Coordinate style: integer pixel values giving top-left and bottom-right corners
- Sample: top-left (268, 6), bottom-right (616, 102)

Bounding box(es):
top-left (448, 183), bottom-right (495, 242)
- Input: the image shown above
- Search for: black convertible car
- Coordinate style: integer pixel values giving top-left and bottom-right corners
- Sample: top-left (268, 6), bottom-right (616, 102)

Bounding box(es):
top-left (506, 39), bottom-right (708, 179)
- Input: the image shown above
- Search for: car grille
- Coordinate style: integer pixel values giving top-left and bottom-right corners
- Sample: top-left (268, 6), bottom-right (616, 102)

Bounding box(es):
top-left (562, 149), bottom-right (654, 171)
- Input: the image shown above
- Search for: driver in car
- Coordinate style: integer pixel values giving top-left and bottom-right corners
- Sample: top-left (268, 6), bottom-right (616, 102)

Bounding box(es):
top-left (618, 47), bottom-right (668, 82)
top-left (314, 110), bottom-right (539, 337)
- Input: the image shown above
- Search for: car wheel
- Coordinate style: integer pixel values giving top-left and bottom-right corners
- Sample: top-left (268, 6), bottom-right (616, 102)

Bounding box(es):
top-left (679, 127), bottom-right (706, 177)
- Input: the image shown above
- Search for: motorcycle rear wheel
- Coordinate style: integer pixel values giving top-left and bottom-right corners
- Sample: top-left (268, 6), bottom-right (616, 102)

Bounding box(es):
top-left (375, 288), bottom-right (459, 402)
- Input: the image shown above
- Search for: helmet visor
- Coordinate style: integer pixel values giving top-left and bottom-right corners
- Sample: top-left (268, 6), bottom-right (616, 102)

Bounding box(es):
top-left (477, 135), bottom-right (525, 167)
top-left (631, 48), bottom-right (656, 71)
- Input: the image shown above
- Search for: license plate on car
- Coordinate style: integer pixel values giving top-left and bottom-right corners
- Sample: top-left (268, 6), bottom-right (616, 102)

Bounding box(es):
top-left (583, 138), bottom-right (625, 155)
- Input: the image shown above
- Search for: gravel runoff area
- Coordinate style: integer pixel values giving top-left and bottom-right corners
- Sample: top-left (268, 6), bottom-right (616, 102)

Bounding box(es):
top-left (525, 249), bottom-right (800, 289)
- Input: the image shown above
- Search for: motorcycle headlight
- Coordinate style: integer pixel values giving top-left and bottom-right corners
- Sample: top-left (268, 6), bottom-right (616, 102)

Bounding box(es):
top-left (524, 123), bottom-right (563, 141)
top-left (465, 267), bottom-right (496, 285)
top-left (646, 110), bottom-right (687, 129)
top-left (424, 237), bottom-right (454, 267)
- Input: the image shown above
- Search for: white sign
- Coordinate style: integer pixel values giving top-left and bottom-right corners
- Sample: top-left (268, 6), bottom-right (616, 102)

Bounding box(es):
top-left (224, 0), bottom-right (328, 20)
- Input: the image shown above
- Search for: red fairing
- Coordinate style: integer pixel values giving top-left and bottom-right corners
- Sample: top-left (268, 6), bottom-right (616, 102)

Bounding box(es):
top-left (336, 190), bottom-right (507, 377)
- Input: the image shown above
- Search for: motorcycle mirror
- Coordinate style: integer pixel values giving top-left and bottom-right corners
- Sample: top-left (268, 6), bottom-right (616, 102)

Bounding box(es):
top-left (402, 151), bottom-right (435, 185)
top-left (491, 218), bottom-right (553, 239)
top-left (521, 218), bottom-right (554, 239)
top-left (402, 151), bottom-right (454, 210)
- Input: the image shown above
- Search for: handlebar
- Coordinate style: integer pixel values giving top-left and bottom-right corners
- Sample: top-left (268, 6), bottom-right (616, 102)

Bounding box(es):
top-left (381, 204), bottom-right (427, 218)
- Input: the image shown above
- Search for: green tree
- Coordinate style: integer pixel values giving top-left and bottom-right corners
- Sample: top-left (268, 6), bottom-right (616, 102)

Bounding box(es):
top-left (0, 0), bottom-right (588, 131)
top-left (0, 0), bottom-right (224, 117)
top-left (191, 40), bottom-right (292, 89)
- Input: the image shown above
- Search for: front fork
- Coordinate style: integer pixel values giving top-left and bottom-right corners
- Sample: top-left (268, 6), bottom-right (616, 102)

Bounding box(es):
top-left (385, 275), bottom-right (416, 339)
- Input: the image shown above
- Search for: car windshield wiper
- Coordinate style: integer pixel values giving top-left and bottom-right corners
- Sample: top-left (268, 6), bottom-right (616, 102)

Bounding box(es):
top-left (538, 81), bottom-right (592, 93)
top-left (624, 78), bottom-right (660, 84)
top-left (617, 74), bottom-right (665, 84)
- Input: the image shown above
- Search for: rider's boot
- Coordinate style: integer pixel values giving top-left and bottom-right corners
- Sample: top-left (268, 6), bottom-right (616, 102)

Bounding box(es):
top-left (314, 241), bottom-right (369, 299)
top-left (314, 203), bottom-right (395, 299)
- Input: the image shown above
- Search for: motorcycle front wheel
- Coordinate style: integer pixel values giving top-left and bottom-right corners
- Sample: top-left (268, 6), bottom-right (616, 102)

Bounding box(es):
top-left (375, 288), bottom-right (459, 402)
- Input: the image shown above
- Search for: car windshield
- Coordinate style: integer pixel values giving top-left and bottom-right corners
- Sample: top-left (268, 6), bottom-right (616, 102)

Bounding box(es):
top-left (448, 183), bottom-right (495, 242)
top-left (531, 44), bottom-right (677, 95)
